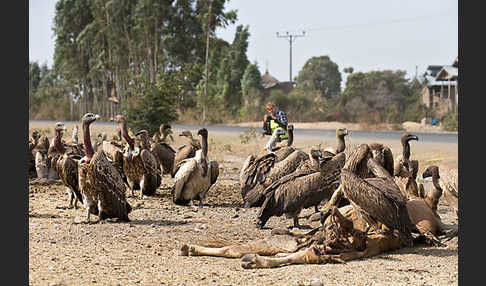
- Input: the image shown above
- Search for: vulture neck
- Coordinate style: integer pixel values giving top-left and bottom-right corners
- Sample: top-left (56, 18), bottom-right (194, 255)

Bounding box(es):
top-left (426, 171), bottom-right (442, 212)
top-left (200, 134), bottom-right (208, 158)
top-left (402, 140), bottom-right (411, 161)
top-left (119, 121), bottom-right (135, 148)
top-left (82, 122), bottom-right (95, 160)
top-left (336, 135), bottom-right (346, 153)
top-left (287, 128), bottom-right (294, 146)
top-left (265, 131), bottom-right (280, 151)
top-left (53, 130), bottom-right (66, 154)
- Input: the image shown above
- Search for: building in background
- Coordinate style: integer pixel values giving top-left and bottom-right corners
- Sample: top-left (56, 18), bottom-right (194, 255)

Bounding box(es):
top-left (420, 57), bottom-right (458, 119)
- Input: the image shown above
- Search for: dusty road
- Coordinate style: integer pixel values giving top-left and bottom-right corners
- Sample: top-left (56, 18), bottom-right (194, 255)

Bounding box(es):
top-left (28, 124), bottom-right (458, 286)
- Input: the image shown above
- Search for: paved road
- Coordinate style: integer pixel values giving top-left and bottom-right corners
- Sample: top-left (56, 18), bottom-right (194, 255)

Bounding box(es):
top-left (30, 120), bottom-right (458, 145)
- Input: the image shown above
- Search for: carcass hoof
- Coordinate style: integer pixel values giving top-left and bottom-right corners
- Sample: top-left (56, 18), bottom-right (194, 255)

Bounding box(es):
top-left (241, 254), bottom-right (258, 269)
top-left (180, 244), bottom-right (195, 256)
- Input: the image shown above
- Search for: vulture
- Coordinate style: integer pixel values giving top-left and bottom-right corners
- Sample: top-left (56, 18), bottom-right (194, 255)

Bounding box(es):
top-left (393, 133), bottom-right (420, 199)
top-left (172, 128), bottom-right (220, 206)
top-left (240, 126), bottom-right (308, 208)
top-left (51, 122), bottom-right (83, 209)
top-left (111, 115), bottom-right (159, 198)
top-left (35, 134), bottom-right (58, 179)
top-left (77, 113), bottom-right (131, 223)
top-left (421, 166), bottom-right (443, 215)
top-left (135, 130), bottom-right (162, 187)
top-left (321, 128), bottom-right (349, 158)
top-left (94, 132), bottom-right (108, 153)
top-left (256, 148), bottom-right (346, 229)
top-left (150, 124), bottom-right (176, 177)
top-left (152, 123), bottom-right (174, 144)
top-left (340, 143), bottom-right (414, 247)
top-left (28, 130), bottom-right (41, 179)
top-left (266, 125), bottom-right (298, 161)
top-left (172, 130), bottom-right (202, 176)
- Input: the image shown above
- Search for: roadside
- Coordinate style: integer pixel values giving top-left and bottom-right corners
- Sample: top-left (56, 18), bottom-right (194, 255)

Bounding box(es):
top-left (227, 121), bottom-right (457, 135)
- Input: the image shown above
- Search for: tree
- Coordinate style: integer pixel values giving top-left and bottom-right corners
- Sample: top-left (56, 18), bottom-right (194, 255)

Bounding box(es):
top-left (295, 55), bottom-right (342, 99)
top-left (240, 61), bottom-right (264, 120)
top-left (340, 70), bottom-right (422, 123)
top-left (123, 72), bottom-right (182, 134)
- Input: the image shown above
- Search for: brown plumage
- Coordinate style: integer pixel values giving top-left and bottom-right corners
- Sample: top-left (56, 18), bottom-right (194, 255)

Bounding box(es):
top-left (51, 122), bottom-right (84, 209)
top-left (172, 128), bottom-right (219, 206)
top-left (111, 115), bottom-right (159, 198)
top-left (340, 150), bottom-right (414, 247)
top-left (172, 130), bottom-right (201, 177)
top-left (78, 113), bottom-right (131, 223)
top-left (242, 149), bottom-right (309, 208)
top-left (256, 149), bottom-right (346, 229)
top-left (135, 130), bottom-right (163, 188)
top-left (35, 134), bottom-right (58, 179)
top-left (421, 166), bottom-right (443, 215)
top-left (150, 124), bottom-right (176, 177)
top-left (28, 130), bottom-right (41, 179)
top-left (240, 126), bottom-right (308, 208)
top-left (393, 133), bottom-right (420, 199)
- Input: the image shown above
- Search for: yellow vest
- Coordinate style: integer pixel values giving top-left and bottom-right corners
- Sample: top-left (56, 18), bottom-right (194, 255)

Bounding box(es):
top-left (270, 120), bottom-right (288, 139)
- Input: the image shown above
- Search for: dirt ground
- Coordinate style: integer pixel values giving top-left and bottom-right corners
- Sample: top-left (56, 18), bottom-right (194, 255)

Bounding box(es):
top-left (28, 122), bottom-right (458, 286)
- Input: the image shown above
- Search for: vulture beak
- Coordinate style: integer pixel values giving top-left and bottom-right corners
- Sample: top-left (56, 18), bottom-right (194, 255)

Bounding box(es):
top-left (135, 131), bottom-right (144, 136)
top-left (179, 133), bottom-right (184, 136)
top-left (410, 135), bottom-right (419, 141)
top-left (109, 117), bottom-right (116, 122)
top-left (94, 114), bottom-right (101, 120)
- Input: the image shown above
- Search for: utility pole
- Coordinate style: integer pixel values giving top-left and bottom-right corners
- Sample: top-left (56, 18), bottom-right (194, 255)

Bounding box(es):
top-left (203, 0), bottom-right (213, 124)
top-left (277, 31), bottom-right (306, 83)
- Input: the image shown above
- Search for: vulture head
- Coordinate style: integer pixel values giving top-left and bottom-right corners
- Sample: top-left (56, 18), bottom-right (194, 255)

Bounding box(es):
top-left (265, 127), bottom-right (286, 152)
top-left (31, 130), bottom-right (41, 141)
top-left (422, 165), bottom-right (440, 180)
top-left (401, 133), bottom-right (418, 145)
top-left (54, 122), bottom-right (67, 133)
top-left (336, 128), bottom-right (349, 138)
top-left (179, 130), bottom-right (194, 138)
top-left (82, 113), bottom-right (101, 125)
top-left (197, 128), bottom-right (208, 138)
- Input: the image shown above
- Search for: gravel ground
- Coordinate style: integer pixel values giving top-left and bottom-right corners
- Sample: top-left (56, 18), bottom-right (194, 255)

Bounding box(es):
top-left (28, 129), bottom-right (458, 286)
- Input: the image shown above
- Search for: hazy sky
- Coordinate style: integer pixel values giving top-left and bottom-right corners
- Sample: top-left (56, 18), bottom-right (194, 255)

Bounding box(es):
top-left (29, 0), bottom-right (458, 83)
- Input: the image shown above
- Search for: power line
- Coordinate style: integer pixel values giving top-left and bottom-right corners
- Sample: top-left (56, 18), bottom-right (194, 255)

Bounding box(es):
top-left (276, 31), bottom-right (306, 82)
top-left (307, 12), bottom-right (454, 33)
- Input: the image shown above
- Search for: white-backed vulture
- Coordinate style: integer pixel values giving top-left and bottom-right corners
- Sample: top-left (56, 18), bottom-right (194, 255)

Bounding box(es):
top-left (135, 130), bottom-right (162, 188)
top-left (150, 124), bottom-right (176, 177)
top-left (393, 133), bottom-right (420, 199)
top-left (51, 122), bottom-right (83, 209)
top-left (240, 126), bottom-right (308, 208)
top-left (29, 130), bottom-right (41, 179)
top-left (111, 115), bottom-right (159, 198)
top-left (172, 130), bottom-right (202, 177)
top-left (172, 128), bottom-right (219, 206)
top-left (35, 135), bottom-right (58, 179)
top-left (256, 149), bottom-right (346, 229)
top-left (78, 113), bottom-right (131, 223)
top-left (340, 145), bottom-right (414, 247)
top-left (267, 125), bottom-right (297, 161)
top-left (322, 128), bottom-right (349, 157)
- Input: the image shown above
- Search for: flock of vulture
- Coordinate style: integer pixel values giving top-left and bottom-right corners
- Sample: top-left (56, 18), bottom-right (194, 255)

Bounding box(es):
top-left (28, 112), bottom-right (458, 255)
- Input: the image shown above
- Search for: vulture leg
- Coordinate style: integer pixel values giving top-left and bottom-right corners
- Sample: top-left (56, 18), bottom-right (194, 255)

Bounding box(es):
top-left (68, 188), bottom-right (75, 209)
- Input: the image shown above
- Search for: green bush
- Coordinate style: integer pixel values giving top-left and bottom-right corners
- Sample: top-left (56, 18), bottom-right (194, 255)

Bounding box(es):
top-left (442, 112), bottom-right (458, 131)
